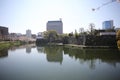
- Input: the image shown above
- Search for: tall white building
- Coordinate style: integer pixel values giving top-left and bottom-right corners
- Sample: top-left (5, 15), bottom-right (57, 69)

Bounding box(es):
top-left (26, 29), bottom-right (31, 38)
top-left (47, 19), bottom-right (63, 34)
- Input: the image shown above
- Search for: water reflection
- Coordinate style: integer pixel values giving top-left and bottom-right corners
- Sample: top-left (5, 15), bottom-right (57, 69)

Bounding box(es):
top-left (9, 44), bottom-right (36, 53)
top-left (36, 45), bottom-right (120, 67)
top-left (0, 49), bottom-right (8, 58)
top-left (63, 47), bottom-right (120, 69)
top-left (25, 44), bottom-right (36, 53)
top-left (0, 45), bottom-right (120, 80)
top-left (37, 46), bottom-right (44, 53)
top-left (36, 45), bottom-right (63, 64)
top-left (26, 45), bottom-right (32, 53)
top-left (44, 46), bottom-right (63, 64)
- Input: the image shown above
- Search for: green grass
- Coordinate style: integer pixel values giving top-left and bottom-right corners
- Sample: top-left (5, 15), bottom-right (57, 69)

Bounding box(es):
top-left (0, 41), bottom-right (22, 50)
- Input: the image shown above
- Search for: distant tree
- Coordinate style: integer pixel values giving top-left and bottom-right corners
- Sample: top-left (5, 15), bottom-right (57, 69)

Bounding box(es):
top-left (43, 30), bottom-right (58, 42)
top-left (68, 32), bottom-right (78, 44)
top-left (62, 35), bottom-right (69, 44)
top-left (58, 33), bottom-right (68, 40)
top-left (68, 32), bottom-right (73, 37)
top-left (43, 31), bottom-right (49, 39)
top-left (112, 26), bottom-right (115, 30)
top-left (89, 23), bottom-right (95, 35)
top-left (60, 33), bottom-right (68, 37)
top-left (93, 29), bottom-right (100, 36)
top-left (79, 28), bottom-right (84, 34)
top-left (74, 29), bottom-right (79, 39)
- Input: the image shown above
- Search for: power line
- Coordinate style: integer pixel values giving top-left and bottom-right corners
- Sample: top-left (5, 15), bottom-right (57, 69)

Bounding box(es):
top-left (92, 0), bottom-right (118, 11)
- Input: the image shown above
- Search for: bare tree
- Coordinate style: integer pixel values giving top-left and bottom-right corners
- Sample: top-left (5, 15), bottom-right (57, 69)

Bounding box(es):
top-left (89, 23), bottom-right (95, 35)
top-left (79, 28), bottom-right (84, 34)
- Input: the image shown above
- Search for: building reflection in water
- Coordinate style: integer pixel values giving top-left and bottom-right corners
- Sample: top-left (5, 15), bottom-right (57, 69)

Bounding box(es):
top-left (36, 45), bottom-right (63, 64)
top-left (44, 46), bottom-right (63, 64)
top-left (5, 43), bottom-right (120, 69)
top-left (26, 46), bottom-right (31, 53)
top-left (0, 49), bottom-right (8, 58)
top-left (36, 45), bottom-right (120, 67)
top-left (26, 44), bottom-right (36, 53)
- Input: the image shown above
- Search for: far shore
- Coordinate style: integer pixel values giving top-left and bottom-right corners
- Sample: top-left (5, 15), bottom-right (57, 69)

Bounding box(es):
top-left (36, 42), bottom-right (118, 49)
top-left (0, 41), bottom-right (117, 51)
top-left (0, 41), bottom-right (34, 51)
top-left (63, 44), bottom-right (118, 49)
top-left (46, 43), bottom-right (118, 49)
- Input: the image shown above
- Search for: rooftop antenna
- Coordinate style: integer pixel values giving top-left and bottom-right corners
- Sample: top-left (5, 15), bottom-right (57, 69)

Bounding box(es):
top-left (92, 0), bottom-right (119, 11)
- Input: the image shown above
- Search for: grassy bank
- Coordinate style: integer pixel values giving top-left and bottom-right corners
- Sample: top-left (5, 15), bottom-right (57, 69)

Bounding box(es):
top-left (0, 41), bottom-right (22, 50)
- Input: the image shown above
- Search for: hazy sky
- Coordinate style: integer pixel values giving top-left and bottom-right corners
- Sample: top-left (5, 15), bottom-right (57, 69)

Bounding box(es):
top-left (0, 0), bottom-right (120, 34)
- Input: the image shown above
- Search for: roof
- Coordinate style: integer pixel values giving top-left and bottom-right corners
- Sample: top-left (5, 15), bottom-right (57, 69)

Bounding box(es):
top-left (0, 26), bottom-right (8, 29)
top-left (47, 20), bottom-right (62, 23)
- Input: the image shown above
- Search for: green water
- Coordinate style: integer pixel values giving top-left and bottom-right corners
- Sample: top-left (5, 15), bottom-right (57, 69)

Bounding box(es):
top-left (0, 45), bottom-right (120, 80)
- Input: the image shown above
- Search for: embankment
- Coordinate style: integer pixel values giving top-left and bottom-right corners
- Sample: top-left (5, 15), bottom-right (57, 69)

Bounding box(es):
top-left (0, 41), bottom-right (24, 50)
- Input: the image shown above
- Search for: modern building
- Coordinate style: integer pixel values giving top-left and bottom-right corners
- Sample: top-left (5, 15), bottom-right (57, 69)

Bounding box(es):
top-left (47, 19), bottom-right (63, 34)
top-left (102, 20), bottom-right (114, 30)
top-left (26, 29), bottom-right (31, 38)
top-left (0, 26), bottom-right (9, 40)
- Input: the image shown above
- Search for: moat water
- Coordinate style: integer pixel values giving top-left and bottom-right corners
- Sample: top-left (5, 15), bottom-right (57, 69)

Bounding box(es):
top-left (0, 44), bottom-right (120, 80)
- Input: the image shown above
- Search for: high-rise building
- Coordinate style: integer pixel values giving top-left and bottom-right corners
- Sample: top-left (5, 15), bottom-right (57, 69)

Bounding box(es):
top-left (0, 26), bottom-right (9, 40)
top-left (26, 29), bottom-right (31, 38)
top-left (47, 19), bottom-right (63, 34)
top-left (102, 20), bottom-right (114, 30)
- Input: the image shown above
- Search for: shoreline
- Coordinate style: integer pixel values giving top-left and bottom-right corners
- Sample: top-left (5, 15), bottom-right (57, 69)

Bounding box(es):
top-left (63, 44), bottom-right (118, 49)
top-left (36, 42), bottom-right (118, 49)
top-left (0, 41), bottom-right (27, 51)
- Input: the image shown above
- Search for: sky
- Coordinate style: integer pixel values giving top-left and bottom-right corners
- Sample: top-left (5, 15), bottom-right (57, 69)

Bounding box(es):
top-left (0, 0), bottom-right (120, 34)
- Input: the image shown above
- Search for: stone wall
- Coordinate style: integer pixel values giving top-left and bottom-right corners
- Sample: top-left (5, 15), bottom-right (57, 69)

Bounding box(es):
top-left (78, 35), bottom-right (117, 47)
